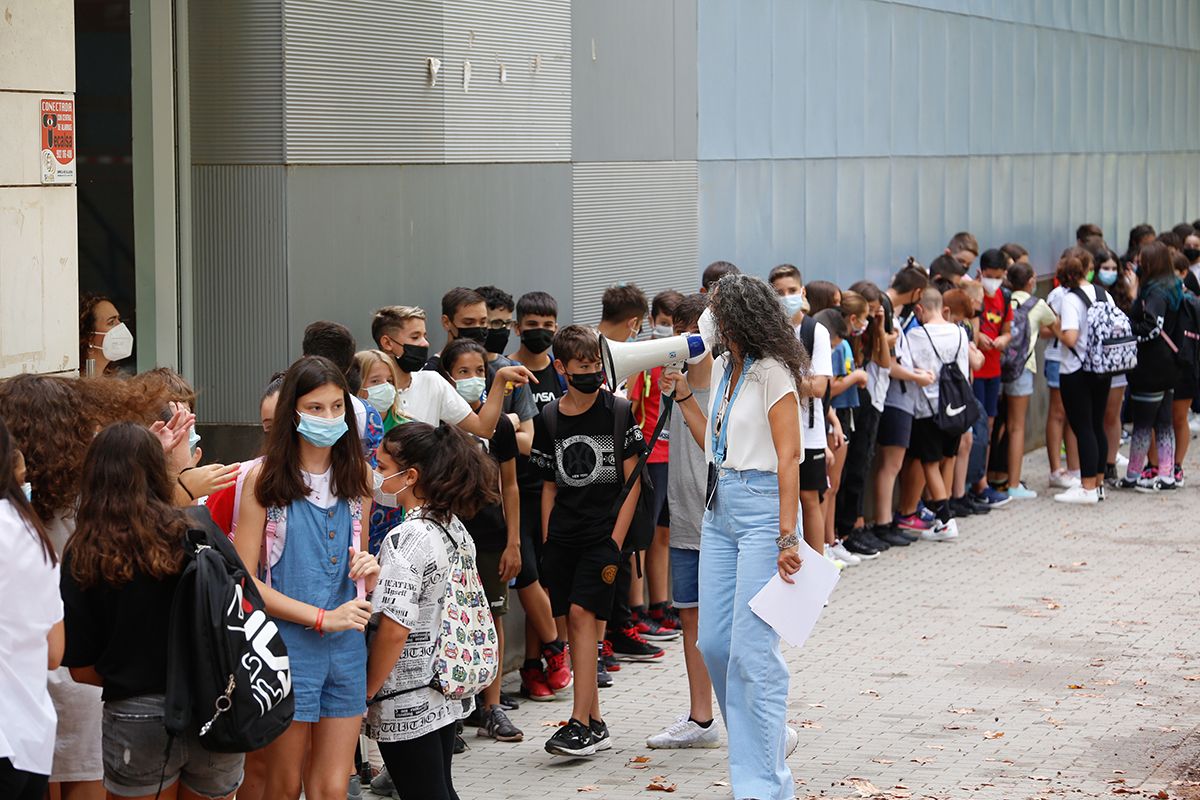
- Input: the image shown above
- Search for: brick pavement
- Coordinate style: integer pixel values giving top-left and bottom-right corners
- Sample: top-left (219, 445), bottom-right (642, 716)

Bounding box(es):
top-left (378, 449), bottom-right (1200, 800)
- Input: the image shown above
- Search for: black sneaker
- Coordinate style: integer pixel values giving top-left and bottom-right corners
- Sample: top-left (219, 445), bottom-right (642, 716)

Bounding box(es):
top-left (949, 496), bottom-right (975, 517)
top-left (499, 692), bottom-right (521, 711)
top-left (545, 718), bottom-right (596, 757)
top-left (842, 531), bottom-right (880, 558)
top-left (478, 705), bottom-right (524, 742)
top-left (463, 697), bottom-right (486, 728)
top-left (607, 627), bottom-right (664, 661)
top-left (453, 733), bottom-right (467, 754)
top-left (589, 718), bottom-right (612, 752)
top-left (857, 528), bottom-right (890, 551)
top-left (968, 496), bottom-right (993, 514)
top-left (596, 657), bottom-right (613, 688)
top-left (873, 525), bottom-right (912, 547)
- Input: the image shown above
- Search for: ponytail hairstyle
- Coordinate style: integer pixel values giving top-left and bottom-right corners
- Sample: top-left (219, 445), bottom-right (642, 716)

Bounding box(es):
top-left (378, 422), bottom-right (499, 525)
top-left (1139, 240), bottom-right (1183, 311)
top-left (838, 290), bottom-right (869, 366)
top-left (1055, 247), bottom-right (1093, 289)
top-left (0, 417), bottom-right (54, 564)
top-left (1006, 261), bottom-right (1035, 294)
top-left (256, 355), bottom-right (369, 509)
top-left (849, 280), bottom-right (884, 367)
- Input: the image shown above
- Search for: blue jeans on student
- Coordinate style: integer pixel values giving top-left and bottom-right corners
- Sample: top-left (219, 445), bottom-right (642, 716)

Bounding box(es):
top-left (698, 468), bottom-right (793, 800)
top-left (967, 394), bottom-right (990, 489)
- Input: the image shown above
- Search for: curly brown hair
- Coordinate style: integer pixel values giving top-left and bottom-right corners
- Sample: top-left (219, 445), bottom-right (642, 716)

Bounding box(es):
top-left (0, 374), bottom-right (172, 522)
top-left (66, 422), bottom-right (188, 588)
top-left (78, 293), bottom-right (117, 374)
top-left (129, 367), bottom-right (197, 408)
top-left (378, 422), bottom-right (498, 524)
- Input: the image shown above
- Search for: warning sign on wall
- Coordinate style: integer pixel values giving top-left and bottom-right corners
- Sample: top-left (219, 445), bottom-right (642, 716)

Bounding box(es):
top-left (40, 99), bottom-right (76, 185)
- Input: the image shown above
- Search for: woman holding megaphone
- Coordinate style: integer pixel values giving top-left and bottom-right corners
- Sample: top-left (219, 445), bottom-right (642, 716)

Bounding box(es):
top-left (693, 274), bottom-right (808, 800)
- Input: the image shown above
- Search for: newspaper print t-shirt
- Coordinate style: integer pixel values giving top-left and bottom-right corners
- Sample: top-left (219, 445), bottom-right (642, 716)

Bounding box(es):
top-left (530, 394), bottom-right (647, 547)
top-left (367, 513), bottom-right (470, 742)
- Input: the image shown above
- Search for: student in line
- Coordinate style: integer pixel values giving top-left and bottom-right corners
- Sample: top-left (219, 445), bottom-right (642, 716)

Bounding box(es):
top-left (355, 349), bottom-right (404, 431)
top-left (475, 285), bottom-right (538, 453)
top-left (942, 289), bottom-right (987, 516)
top-left (967, 249), bottom-right (1014, 509)
top-left (1002, 260), bottom-right (1056, 499)
top-left (302, 321), bottom-right (384, 463)
top-left (1082, 241), bottom-right (1135, 484)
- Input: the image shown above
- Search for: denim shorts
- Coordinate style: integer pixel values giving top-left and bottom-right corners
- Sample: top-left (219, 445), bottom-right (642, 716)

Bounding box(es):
top-left (1002, 368), bottom-right (1034, 397)
top-left (102, 694), bottom-right (243, 799)
top-left (669, 547), bottom-right (700, 609)
top-left (1043, 358), bottom-right (1061, 389)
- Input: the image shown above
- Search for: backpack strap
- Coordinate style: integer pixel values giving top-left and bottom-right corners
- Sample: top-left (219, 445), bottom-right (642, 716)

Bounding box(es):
top-left (540, 397), bottom-right (559, 441)
top-left (798, 316), bottom-right (821, 428)
top-left (262, 505), bottom-right (286, 589)
top-left (350, 498), bottom-right (366, 601)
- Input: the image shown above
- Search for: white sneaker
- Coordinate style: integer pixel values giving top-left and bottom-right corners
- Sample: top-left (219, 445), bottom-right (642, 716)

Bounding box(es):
top-left (829, 542), bottom-right (861, 566)
top-left (823, 545), bottom-right (847, 571)
top-left (646, 714), bottom-right (721, 749)
top-left (1115, 452), bottom-right (1129, 470)
top-left (1053, 485), bottom-right (1099, 504)
top-left (920, 518), bottom-right (959, 541)
top-left (785, 725), bottom-right (799, 757)
top-left (1048, 470), bottom-right (1076, 489)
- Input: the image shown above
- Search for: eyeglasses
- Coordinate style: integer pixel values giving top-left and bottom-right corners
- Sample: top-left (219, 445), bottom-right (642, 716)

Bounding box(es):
top-left (488, 319), bottom-right (515, 330)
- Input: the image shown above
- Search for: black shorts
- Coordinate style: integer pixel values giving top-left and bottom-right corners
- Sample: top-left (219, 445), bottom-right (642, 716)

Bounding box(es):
top-left (877, 405), bottom-right (913, 448)
top-left (514, 489), bottom-right (544, 590)
top-left (540, 538), bottom-right (621, 620)
top-left (799, 447), bottom-right (827, 499)
top-left (648, 462), bottom-right (671, 527)
top-left (909, 417), bottom-right (961, 464)
top-left (1175, 370), bottom-right (1197, 401)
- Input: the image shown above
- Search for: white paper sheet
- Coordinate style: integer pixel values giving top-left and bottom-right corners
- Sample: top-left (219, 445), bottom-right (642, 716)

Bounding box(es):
top-left (748, 540), bottom-right (840, 647)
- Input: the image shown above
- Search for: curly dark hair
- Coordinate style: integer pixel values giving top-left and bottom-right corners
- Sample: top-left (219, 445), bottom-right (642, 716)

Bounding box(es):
top-left (66, 422), bottom-right (188, 588)
top-left (0, 416), bottom-right (54, 564)
top-left (0, 374), bottom-right (172, 522)
top-left (378, 422), bottom-right (499, 525)
top-left (78, 293), bottom-right (113, 374)
top-left (130, 367), bottom-right (197, 409)
top-left (710, 274), bottom-right (810, 388)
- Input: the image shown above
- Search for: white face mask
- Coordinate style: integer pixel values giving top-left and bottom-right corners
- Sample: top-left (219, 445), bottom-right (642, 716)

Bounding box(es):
top-left (980, 277), bottom-right (1003, 295)
top-left (372, 470), bottom-right (407, 508)
top-left (455, 377), bottom-right (486, 404)
top-left (93, 322), bottom-right (134, 361)
top-left (365, 382), bottom-right (397, 415)
top-left (20, 482), bottom-right (32, 502)
top-left (698, 307), bottom-right (718, 350)
top-left (651, 324), bottom-right (673, 339)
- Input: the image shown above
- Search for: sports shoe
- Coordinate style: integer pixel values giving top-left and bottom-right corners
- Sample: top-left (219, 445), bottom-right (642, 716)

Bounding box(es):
top-left (829, 541), bottom-right (861, 566)
top-left (648, 602), bottom-right (682, 637)
top-left (519, 663), bottom-right (556, 701)
top-left (1053, 485), bottom-right (1099, 504)
top-left (842, 530), bottom-right (880, 559)
top-left (874, 525), bottom-right (912, 547)
top-left (589, 718), bottom-right (612, 752)
top-left (1007, 482), bottom-right (1037, 499)
top-left (499, 692), bottom-right (521, 711)
top-left (453, 733), bottom-right (467, 754)
top-left (785, 725), bottom-right (799, 757)
top-left (857, 527), bottom-right (891, 551)
top-left (646, 714), bottom-right (721, 749)
top-left (1174, 464), bottom-right (1185, 486)
top-left (542, 641), bottom-right (573, 692)
top-left (921, 518), bottom-right (959, 541)
top-left (596, 657), bottom-right (613, 688)
top-left (599, 639), bottom-right (621, 672)
top-left (1097, 483), bottom-right (1106, 501)
top-left (972, 485), bottom-right (1012, 508)
top-left (545, 718), bottom-right (596, 757)
top-left (823, 545), bottom-right (847, 570)
top-left (950, 496), bottom-right (976, 517)
top-left (916, 502), bottom-right (937, 524)
top-left (1158, 478), bottom-right (1178, 491)
top-left (348, 775), bottom-right (363, 800)
top-left (894, 513), bottom-right (931, 532)
top-left (607, 627), bottom-right (664, 661)
top-left (1141, 465), bottom-right (1158, 481)
top-left (1114, 476), bottom-right (1139, 489)
top-left (1048, 469), bottom-right (1080, 489)
top-left (633, 607), bottom-right (681, 642)
top-left (1135, 476), bottom-right (1161, 493)
top-left (478, 705), bottom-right (524, 742)
top-left (370, 768), bottom-right (397, 798)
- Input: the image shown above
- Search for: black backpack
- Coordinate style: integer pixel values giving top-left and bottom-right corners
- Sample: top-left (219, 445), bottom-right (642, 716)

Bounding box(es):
top-left (165, 508), bottom-right (294, 753)
top-left (920, 325), bottom-right (979, 436)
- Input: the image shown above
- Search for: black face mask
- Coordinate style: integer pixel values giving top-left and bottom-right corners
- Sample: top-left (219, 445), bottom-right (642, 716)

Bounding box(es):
top-left (521, 328), bottom-right (554, 354)
top-left (567, 371), bottom-right (604, 395)
top-left (1185, 248), bottom-right (1200, 264)
top-left (483, 328), bottom-right (510, 355)
top-left (454, 327), bottom-right (488, 345)
top-left (394, 343), bottom-right (428, 373)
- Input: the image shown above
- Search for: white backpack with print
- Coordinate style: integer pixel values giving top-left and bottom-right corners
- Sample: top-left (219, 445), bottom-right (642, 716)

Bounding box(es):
top-left (428, 520), bottom-right (498, 700)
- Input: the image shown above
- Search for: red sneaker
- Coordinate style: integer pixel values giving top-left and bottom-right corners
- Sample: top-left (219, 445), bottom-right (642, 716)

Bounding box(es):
top-left (599, 639), bottom-right (621, 672)
top-left (519, 665), bottom-right (555, 701)
top-left (648, 602), bottom-right (682, 635)
top-left (633, 608), bottom-right (681, 642)
top-left (542, 641), bottom-right (573, 692)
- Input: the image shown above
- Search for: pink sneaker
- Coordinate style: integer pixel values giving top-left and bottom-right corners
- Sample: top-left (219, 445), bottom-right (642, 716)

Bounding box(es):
top-left (893, 513), bottom-right (932, 532)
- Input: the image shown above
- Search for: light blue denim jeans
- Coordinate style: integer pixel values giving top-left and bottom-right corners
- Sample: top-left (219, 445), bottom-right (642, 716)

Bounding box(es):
top-left (698, 468), bottom-right (794, 800)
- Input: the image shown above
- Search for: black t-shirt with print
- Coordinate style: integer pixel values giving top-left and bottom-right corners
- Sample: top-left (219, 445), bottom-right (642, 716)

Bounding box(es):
top-left (530, 391), bottom-right (647, 547)
top-left (462, 413), bottom-right (517, 552)
top-left (517, 360), bottom-right (565, 494)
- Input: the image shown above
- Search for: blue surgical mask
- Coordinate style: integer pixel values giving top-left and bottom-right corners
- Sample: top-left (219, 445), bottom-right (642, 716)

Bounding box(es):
top-left (365, 382), bottom-right (397, 415)
top-left (781, 293), bottom-right (805, 317)
top-left (20, 482), bottom-right (31, 502)
top-left (188, 425), bottom-right (201, 455)
top-left (455, 377), bottom-right (487, 404)
top-left (295, 411), bottom-right (348, 448)
top-left (1097, 268), bottom-right (1118, 286)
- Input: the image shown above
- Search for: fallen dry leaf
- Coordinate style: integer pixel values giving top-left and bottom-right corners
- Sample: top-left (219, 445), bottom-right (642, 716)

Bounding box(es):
top-left (950, 707), bottom-right (975, 714)
top-left (646, 777), bottom-right (676, 793)
top-left (797, 719), bottom-right (822, 729)
top-left (1046, 717), bottom-right (1065, 728)
top-left (1095, 679), bottom-right (1118, 686)
top-left (911, 757), bottom-right (933, 765)
top-left (807, 702), bottom-right (825, 708)
top-left (626, 755), bottom-right (651, 770)
top-left (1110, 788), bottom-right (1140, 795)
top-left (860, 689), bottom-right (880, 697)
top-left (710, 780), bottom-right (729, 787)
top-left (576, 787), bottom-right (599, 793)
top-left (1068, 684), bottom-right (1086, 690)
top-left (1183, 674), bottom-right (1200, 681)
top-left (846, 777), bottom-right (881, 797)
top-left (871, 758), bottom-right (895, 765)
top-left (542, 720), bottom-right (569, 727)
top-left (983, 730), bottom-right (1005, 739)
top-left (1031, 776), bottom-right (1052, 781)
top-left (926, 744), bottom-right (945, 750)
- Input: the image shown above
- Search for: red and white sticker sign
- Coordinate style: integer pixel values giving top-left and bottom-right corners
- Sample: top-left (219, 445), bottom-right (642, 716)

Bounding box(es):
top-left (40, 98), bottom-right (76, 184)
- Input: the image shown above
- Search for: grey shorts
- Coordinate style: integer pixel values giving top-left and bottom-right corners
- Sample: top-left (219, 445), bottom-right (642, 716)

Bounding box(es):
top-left (102, 694), bottom-right (243, 799)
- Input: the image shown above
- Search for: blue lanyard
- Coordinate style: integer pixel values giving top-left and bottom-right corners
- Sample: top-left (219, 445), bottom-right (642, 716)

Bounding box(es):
top-left (710, 356), bottom-right (754, 466)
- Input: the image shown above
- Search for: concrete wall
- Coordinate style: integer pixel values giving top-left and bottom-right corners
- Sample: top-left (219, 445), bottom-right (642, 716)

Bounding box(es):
top-left (0, 0), bottom-right (78, 378)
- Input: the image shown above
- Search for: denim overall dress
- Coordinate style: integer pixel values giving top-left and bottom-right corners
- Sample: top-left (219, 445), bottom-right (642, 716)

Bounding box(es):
top-left (269, 497), bottom-right (367, 722)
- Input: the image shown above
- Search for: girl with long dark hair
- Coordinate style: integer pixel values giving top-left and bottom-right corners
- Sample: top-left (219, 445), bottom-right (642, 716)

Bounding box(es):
top-left (234, 355), bottom-right (378, 800)
top-left (696, 273), bottom-right (806, 800)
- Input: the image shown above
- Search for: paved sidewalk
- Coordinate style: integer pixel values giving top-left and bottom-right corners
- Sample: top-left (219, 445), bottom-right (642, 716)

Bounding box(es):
top-left (391, 451), bottom-right (1200, 799)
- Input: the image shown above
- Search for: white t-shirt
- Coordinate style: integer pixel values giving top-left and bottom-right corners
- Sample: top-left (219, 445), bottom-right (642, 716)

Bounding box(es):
top-left (884, 317), bottom-right (917, 413)
top-left (1059, 284), bottom-right (1097, 375)
top-left (798, 320), bottom-right (833, 450)
top-left (704, 355), bottom-right (802, 474)
top-left (906, 323), bottom-right (970, 419)
top-left (368, 513), bottom-right (471, 742)
top-left (0, 500), bottom-right (63, 776)
top-left (1044, 286), bottom-right (1067, 363)
top-left (395, 370), bottom-right (472, 426)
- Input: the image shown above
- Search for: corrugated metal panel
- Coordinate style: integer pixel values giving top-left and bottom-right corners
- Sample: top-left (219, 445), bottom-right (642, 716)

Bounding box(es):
top-left (189, 0), bottom-right (284, 164)
top-left (442, 0), bottom-right (571, 163)
top-left (283, 0), bottom-right (446, 164)
top-left (573, 162), bottom-right (698, 327)
top-left (192, 167), bottom-right (289, 424)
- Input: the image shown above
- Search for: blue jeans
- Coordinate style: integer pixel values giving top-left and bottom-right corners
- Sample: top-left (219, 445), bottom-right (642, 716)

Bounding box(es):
top-left (698, 469), bottom-right (793, 800)
top-left (966, 395), bottom-right (990, 488)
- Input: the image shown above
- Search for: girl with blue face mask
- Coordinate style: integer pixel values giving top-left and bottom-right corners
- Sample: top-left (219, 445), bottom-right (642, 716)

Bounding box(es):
top-left (234, 355), bottom-right (380, 800)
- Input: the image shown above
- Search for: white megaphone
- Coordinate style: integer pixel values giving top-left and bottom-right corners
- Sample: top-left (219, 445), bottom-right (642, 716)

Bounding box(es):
top-left (600, 333), bottom-right (707, 391)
